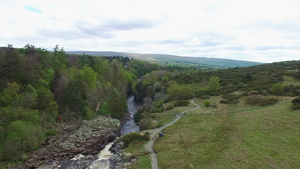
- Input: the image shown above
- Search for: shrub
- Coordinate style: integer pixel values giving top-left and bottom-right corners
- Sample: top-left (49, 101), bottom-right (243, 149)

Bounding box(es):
top-left (166, 104), bottom-right (174, 110)
top-left (133, 109), bottom-right (144, 123)
top-left (204, 100), bottom-right (211, 107)
top-left (245, 96), bottom-right (279, 106)
top-left (220, 94), bottom-right (241, 104)
top-left (174, 100), bottom-right (189, 107)
top-left (291, 97), bottom-right (300, 110)
top-left (139, 118), bottom-right (151, 130)
top-left (121, 132), bottom-right (150, 147)
top-left (200, 95), bottom-right (210, 100)
top-left (45, 129), bottom-right (59, 137)
top-left (271, 83), bottom-right (284, 95)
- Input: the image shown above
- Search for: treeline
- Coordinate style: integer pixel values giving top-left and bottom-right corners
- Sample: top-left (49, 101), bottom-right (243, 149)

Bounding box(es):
top-left (0, 45), bottom-right (166, 161)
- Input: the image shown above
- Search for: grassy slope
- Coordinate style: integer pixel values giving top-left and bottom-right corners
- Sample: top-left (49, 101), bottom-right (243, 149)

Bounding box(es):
top-left (153, 97), bottom-right (300, 169)
top-left (125, 104), bottom-right (196, 168)
top-left (125, 141), bottom-right (151, 169)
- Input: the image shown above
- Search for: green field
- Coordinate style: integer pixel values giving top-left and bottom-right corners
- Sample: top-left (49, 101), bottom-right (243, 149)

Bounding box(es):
top-left (152, 97), bottom-right (300, 169)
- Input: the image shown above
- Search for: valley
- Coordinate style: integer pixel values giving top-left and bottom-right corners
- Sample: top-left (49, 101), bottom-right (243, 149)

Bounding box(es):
top-left (0, 45), bottom-right (299, 169)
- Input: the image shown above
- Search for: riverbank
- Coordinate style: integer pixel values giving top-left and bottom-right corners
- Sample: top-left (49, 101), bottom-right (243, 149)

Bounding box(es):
top-left (25, 116), bottom-right (120, 168)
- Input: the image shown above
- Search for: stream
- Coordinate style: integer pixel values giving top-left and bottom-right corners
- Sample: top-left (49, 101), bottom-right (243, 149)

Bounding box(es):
top-left (87, 95), bottom-right (140, 168)
top-left (86, 95), bottom-right (139, 168)
top-left (121, 95), bottom-right (140, 135)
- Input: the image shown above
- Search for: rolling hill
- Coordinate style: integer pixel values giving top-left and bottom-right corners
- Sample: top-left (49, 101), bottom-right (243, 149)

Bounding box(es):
top-left (66, 51), bottom-right (263, 68)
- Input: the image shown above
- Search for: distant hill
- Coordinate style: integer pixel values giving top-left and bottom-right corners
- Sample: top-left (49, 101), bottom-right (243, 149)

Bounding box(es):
top-left (66, 51), bottom-right (263, 68)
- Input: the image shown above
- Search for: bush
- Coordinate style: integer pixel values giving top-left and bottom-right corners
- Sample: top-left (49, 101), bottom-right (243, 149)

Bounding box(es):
top-left (220, 94), bottom-right (241, 104)
top-left (134, 109), bottom-right (144, 123)
top-left (174, 100), bottom-right (189, 107)
top-left (204, 100), bottom-right (211, 107)
top-left (271, 83), bottom-right (284, 95)
top-left (121, 132), bottom-right (150, 147)
top-left (166, 104), bottom-right (174, 110)
top-left (245, 96), bottom-right (279, 106)
top-left (139, 118), bottom-right (151, 130)
top-left (291, 97), bottom-right (300, 110)
top-left (45, 129), bottom-right (59, 137)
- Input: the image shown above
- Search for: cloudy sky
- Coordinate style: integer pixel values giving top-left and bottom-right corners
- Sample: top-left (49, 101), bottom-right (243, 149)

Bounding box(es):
top-left (1, 0), bottom-right (299, 62)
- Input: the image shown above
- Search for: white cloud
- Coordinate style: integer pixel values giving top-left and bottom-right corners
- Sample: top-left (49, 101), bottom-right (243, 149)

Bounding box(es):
top-left (0, 0), bottom-right (299, 63)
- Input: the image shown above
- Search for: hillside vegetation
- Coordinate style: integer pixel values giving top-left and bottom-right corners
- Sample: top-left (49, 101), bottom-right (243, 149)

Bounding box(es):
top-left (66, 51), bottom-right (262, 68)
top-left (125, 60), bottom-right (300, 168)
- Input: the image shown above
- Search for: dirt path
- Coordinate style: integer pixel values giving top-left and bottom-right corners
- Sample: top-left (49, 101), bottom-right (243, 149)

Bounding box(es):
top-left (144, 100), bottom-right (200, 169)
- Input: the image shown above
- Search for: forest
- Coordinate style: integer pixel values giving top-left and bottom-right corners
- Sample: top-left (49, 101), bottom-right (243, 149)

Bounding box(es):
top-left (0, 44), bottom-right (163, 162)
top-left (0, 44), bottom-right (299, 167)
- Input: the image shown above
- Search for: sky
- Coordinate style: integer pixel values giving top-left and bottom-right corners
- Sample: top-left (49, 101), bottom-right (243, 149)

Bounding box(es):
top-left (0, 0), bottom-right (299, 63)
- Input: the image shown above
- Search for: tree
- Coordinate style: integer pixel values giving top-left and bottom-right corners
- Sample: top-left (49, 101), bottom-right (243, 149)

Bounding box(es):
top-left (2, 120), bottom-right (44, 160)
top-left (81, 66), bottom-right (98, 89)
top-left (271, 83), bottom-right (284, 95)
top-left (207, 76), bottom-right (220, 94)
top-left (0, 82), bottom-right (20, 106)
top-left (63, 77), bottom-right (88, 118)
top-left (52, 45), bottom-right (67, 70)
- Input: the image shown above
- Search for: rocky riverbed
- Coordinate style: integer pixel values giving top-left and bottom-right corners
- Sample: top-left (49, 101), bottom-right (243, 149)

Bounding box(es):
top-left (22, 96), bottom-right (140, 169)
top-left (25, 116), bottom-right (120, 168)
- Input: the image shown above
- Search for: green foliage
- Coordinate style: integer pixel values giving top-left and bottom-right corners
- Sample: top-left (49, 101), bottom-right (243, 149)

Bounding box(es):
top-left (166, 104), bottom-right (174, 110)
top-left (174, 100), bottom-right (189, 107)
top-left (121, 132), bottom-right (150, 147)
top-left (2, 120), bottom-right (44, 160)
top-left (134, 109), bottom-right (144, 123)
top-left (245, 96), bottom-right (279, 106)
top-left (167, 83), bottom-right (194, 100)
top-left (291, 97), bottom-right (300, 110)
top-left (204, 100), bottom-right (211, 107)
top-left (207, 76), bottom-right (220, 93)
top-left (220, 94), bottom-right (241, 104)
top-left (271, 83), bottom-right (284, 95)
top-left (99, 100), bottom-right (110, 115)
top-left (139, 118), bottom-right (151, 130)
top-left (45, 129), bottom-right (59, 137)
top-left (82, 66), bottom-right (98, 89)
top-left (84, 108), bottom-right (94, 120)
top-left (25, 84), bottom-right (37, 98)
top-left (0, 82), bottom-right (20, 106)
top-left (63, 78), bottom-right (88, 118)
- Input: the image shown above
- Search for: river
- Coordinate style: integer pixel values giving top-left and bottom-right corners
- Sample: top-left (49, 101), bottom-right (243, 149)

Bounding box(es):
top-left (121, 95), bottom-right (140, 135)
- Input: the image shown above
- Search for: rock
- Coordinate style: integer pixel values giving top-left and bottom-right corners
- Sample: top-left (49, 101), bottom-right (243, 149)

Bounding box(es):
top-left (123, 153), bottom-right (132, 162)
top-left (25, 116), bottom-right (121, 168)
top-left (131, 158), bottom-right (136, 163)
top-left (123, 162), bottom-right (132, 167)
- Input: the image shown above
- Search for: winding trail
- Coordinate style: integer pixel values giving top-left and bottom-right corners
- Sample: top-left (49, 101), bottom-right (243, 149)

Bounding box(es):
top-left (144, 100), bottom-right (200, 169)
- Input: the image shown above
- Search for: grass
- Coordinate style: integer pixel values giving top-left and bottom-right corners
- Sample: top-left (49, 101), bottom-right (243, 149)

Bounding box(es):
top-left (153, 96), bottom-right (300, 169)
top-left (125, 102), bottom-right (196, 168)
top-left (125, 141), bottom-right (151, 169)
top-left (150, 103), bottom-right (196, 128)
